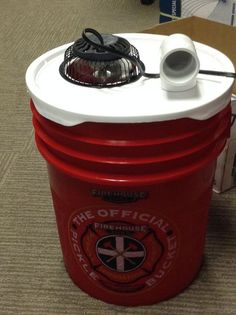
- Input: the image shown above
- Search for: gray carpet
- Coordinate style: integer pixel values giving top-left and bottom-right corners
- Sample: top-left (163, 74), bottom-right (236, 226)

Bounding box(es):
top-left (0, 1), bottom-right (235, 314)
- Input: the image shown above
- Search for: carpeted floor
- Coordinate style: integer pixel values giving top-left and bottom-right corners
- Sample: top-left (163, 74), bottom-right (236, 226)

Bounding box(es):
top-left (0, 1), bottom-right (235, 314)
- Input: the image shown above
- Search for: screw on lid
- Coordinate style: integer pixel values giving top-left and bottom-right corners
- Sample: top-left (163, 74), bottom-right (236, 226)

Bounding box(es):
top-left (26, 33), bottom-right (235, 126)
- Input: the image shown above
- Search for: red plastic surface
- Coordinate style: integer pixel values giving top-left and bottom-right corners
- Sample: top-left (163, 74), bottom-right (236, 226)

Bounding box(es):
top-left (31, 100), bottom-right (231, 305)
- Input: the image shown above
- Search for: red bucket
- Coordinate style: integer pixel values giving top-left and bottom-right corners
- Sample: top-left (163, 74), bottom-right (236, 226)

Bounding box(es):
top-left (31, 100), bottom-right (231, 305)
top-left (26, 33), bottom-right (234, 306)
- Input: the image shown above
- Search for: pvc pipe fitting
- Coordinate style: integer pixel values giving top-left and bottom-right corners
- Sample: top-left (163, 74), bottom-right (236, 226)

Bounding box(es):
top-left (160, 34), bottom-right (200, 92)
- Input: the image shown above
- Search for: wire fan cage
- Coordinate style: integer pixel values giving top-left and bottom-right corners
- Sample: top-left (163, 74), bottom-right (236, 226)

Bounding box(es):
top-left (59, 32), bottom-right (143, 87)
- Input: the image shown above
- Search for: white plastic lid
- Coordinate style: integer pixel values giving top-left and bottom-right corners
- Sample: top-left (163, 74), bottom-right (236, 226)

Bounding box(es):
top-left (25, 33), bottom-right (234, 126)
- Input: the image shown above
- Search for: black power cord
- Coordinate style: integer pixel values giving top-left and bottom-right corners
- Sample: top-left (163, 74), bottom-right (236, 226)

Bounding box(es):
top-left (199, 69), bottom-right (236, 78)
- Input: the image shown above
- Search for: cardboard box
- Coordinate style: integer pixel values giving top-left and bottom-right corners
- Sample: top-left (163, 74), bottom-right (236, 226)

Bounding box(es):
top-left (159, 0), bottom-right (236, 26)
top-left (213, 97), bottom-right (236, 193)
top-left (144, 16), bottom-right (236, 93)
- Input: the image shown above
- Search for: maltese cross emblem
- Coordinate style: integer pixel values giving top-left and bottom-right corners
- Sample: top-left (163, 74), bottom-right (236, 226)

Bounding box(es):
top-left (96, 235), bottom-right (146, 272)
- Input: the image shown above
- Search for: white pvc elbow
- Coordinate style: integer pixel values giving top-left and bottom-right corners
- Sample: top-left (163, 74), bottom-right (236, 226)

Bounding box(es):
top-left (160, 34), bottom-right (200, 92)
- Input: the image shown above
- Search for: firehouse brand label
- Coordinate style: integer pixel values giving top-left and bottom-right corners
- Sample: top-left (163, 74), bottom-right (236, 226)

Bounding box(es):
top-left (69, 207), bottom-right (178, 293)
top-left (91, 189), bottom-right (148, 203)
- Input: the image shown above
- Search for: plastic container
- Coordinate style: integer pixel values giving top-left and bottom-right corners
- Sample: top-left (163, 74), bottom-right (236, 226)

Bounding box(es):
top-left (26, 33), bottom-right (234, 306)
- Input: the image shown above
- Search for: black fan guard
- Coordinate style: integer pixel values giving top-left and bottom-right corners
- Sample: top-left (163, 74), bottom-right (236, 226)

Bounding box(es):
top-left (59, 28), bottom-right (145, 88)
